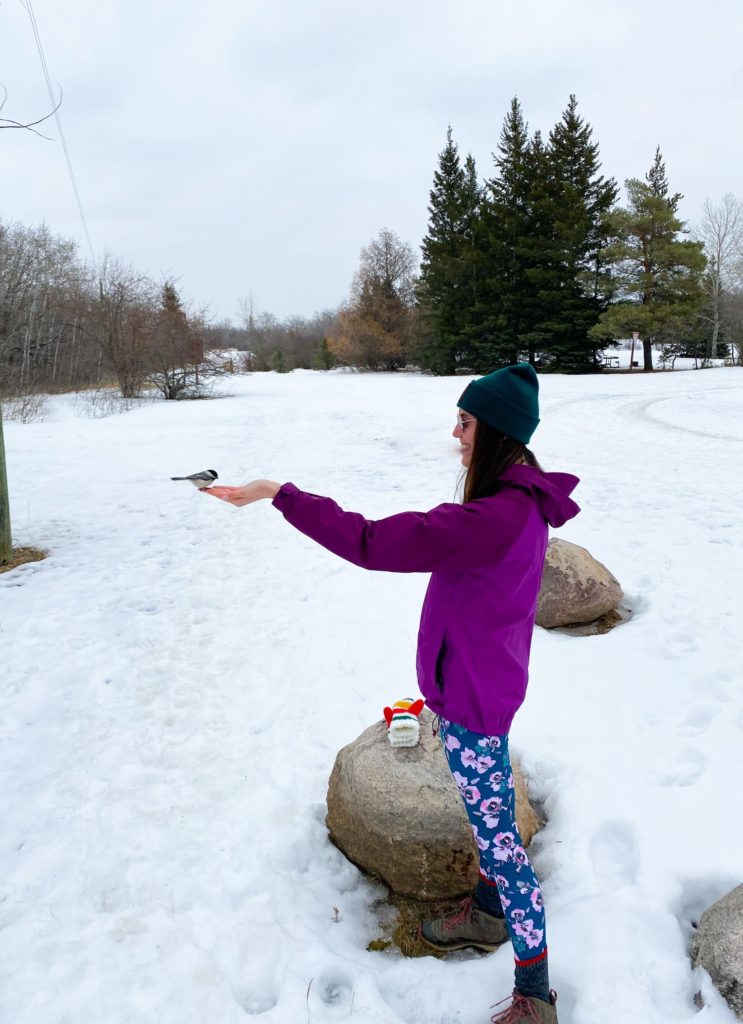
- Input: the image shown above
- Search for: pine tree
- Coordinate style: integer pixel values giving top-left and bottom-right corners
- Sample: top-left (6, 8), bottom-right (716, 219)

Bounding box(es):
top-left (418, 128), bottom-right (482, 374)
top-left (514, 130), bottom-right (561, 365)
top-left (459, 153), bottom-right (483, 364)
top-left (419, 97), bottom-right (617, 375)
top-left (646, 146), bottom-right (682, 211)
top-left (313, 337), bottom-right (336, 370)
top-left (541, 95), bottom-right (618, 371)
top-left (591, 149), bottom-right (706, 370)
top-left (270, 348), bottom-right (289, 373)
top-left (470, 97), bottom-right (536, 370)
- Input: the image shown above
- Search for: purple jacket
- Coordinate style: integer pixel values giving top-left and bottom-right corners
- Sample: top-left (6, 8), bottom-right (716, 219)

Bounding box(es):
top-left (273, 465), bottom-right (580, 735)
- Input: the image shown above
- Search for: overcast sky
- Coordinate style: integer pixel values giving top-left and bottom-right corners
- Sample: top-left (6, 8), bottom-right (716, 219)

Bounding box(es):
top-left (1, 0), bottom-right (742, 323)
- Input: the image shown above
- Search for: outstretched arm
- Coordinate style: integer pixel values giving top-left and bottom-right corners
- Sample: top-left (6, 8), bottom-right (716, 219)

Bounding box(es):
top-left (203, 481), bottom-right (529, 573)
top-left (269, 483), bottom-right (528, 573)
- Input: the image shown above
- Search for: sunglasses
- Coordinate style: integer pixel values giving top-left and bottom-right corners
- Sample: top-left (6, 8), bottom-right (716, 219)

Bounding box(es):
top-left (456, 412), bottom-right (477, 431)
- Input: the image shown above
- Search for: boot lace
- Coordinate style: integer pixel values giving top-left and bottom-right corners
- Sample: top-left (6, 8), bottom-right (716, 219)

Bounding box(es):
top-left (442, 897), bottom-right (473, 931)
top-left (490, 990), bottom-right (542, 1023)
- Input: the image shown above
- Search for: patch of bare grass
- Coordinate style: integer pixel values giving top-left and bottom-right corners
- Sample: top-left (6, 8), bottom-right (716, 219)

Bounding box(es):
top-left (0, 546), bottom-right (48, 574)
top-left (367, 890), bottom-right (474, 959)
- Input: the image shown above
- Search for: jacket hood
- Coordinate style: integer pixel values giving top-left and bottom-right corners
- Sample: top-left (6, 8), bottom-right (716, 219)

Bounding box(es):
top-left (498, 464), bottom-right (580, 528)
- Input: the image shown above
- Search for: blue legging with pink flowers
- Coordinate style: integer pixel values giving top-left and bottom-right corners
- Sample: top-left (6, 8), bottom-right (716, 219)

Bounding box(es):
top-left (439, 717), bottom-right (547, 966)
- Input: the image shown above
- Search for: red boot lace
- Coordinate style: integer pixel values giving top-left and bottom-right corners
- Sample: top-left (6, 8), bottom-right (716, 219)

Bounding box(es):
top-left (490, 990), bottom-right (542, 1023)
top-left (443, 897), bottom-right (473, 931)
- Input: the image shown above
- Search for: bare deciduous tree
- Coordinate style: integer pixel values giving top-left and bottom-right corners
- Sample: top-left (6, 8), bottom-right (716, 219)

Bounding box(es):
top-left (87, 256), bottom-right (158, 399)
top-left (697, 194), bottom-right (743, 360)
top-left (0, 220), bottom-right (88, 394)
top-left (352, 228), bottom-right (418, 309)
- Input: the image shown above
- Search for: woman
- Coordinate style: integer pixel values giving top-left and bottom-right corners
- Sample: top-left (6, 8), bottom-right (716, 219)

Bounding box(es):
top-left (204, 363), bottom-right (579, 1024)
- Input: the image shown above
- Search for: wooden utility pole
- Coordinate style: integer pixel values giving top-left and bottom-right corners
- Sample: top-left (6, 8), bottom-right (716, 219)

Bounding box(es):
top-left (0, 405), bottom-right (11, 565)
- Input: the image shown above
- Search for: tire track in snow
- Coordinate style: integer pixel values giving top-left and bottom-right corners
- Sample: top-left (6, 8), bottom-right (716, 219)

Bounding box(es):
top-left (544, 382), bottom-right (743, 444)
top-left (615, 392), bottom-right (743, 444)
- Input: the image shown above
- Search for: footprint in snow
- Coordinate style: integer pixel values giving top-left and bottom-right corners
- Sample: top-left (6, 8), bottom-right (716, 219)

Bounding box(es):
top-left (233, 981), bottom-right (279, 1016)
top-left (588, 821), bottom-right (640, 892)
top-left (677, 704), bottom-right (718, 736)
top-left (308, 967), bottom-right (355, 1016)
top-left (653, 746), bottom-right (706, 788)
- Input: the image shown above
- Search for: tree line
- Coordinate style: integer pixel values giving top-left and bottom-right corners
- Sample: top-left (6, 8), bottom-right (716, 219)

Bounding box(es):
top-left (0, 223), bottom-right (204, 399)
top-left (3, 93), bottom-right (743, 404)
top-left (337, 96), bottom-right (743, 374)
top-left (0, 219), bottom-right (344, 401)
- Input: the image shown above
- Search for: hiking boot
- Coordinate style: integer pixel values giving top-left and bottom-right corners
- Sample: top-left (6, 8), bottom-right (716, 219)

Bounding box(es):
top-left (490, 989), bottom-right (558, 1024)
top-left (418, 897), bottom-right (508, 952)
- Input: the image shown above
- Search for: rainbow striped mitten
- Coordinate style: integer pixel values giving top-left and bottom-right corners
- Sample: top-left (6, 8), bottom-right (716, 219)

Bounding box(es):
top-left (383, 697), bottom-right (425, 748)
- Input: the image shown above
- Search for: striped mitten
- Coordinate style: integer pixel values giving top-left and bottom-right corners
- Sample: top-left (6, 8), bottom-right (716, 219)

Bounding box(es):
top-left (383, 698), bottom-right (425, 747)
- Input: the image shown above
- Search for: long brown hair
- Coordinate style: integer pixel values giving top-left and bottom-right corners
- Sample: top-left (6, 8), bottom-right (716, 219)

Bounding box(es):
top-left (463, 419), bottom-right (540, 503)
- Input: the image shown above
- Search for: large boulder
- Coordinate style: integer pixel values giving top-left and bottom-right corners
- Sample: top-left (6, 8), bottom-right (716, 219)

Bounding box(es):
top-left (691, 884), bottom-right (743, 1019)
top-left (537, 538), bottom-right (623, 629)
top-left (326, 708), bottom-right (540, 900)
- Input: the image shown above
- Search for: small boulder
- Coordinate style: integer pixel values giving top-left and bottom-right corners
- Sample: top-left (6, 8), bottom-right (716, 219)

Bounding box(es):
top-left (326, 708), bottom-right (540, 900)
top-left (691, 884), bottom-right (743, 1019)
top-left (537, 538), bottom-right (623, 629)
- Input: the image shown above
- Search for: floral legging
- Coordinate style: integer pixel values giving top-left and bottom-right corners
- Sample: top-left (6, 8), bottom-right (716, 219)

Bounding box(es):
top-left (439, 717), bottom-right (547, 965)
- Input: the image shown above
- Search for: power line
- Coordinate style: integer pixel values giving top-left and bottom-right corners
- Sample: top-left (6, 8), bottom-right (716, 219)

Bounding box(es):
top-left (22, 0), bottom-right (97, 265)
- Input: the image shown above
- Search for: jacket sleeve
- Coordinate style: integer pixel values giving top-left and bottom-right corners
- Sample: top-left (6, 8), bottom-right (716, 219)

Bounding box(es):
top-left (272, 482), bottom-right (531, 573)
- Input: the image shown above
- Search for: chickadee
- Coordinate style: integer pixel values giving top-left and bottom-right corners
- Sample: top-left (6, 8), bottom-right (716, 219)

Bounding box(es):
top-left (170, 469), bottom-right (219, 489)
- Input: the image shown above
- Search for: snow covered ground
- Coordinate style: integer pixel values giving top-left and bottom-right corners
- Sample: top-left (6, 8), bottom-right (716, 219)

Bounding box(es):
top-left (2, 367), bottom-right (742, 1024)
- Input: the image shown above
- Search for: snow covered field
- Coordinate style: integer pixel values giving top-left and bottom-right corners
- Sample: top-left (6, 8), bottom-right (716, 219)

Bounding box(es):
top-left (2, 368), bottom-right (742, 1024)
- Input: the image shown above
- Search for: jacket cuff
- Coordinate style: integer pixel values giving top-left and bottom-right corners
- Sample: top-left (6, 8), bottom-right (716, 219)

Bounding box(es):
top-left (272, 482), bottom-right (299, 511)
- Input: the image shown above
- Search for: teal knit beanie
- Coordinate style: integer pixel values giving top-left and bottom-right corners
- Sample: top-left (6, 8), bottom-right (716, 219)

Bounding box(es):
top-left (458, 363), bottom-right (540, 444)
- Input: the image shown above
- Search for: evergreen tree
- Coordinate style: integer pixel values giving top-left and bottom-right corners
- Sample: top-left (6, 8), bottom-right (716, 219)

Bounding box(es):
top-left (541, 95), bottom-right (618, 371)
top-left (591, 149), bottom-right (706, 370)
top-left (270, 348), bottom-right (289, 373)
top-left (515, 130), bottom-right (560, 365)
top-left (471, 97), bottom-right (536, 369)
top-left (313, 337), bottom-right (337, 370)
top-left (418, 127), bottom-right (482, 374)
top-left (467, 96), bottom-right (617, 373)
top-left (646, 146), bottom-right (682, 211)
top-left (457, 153), bottom-right (484, 366)
top-left (417, 97), bottom-right (617, 375)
